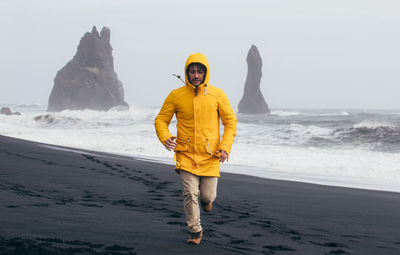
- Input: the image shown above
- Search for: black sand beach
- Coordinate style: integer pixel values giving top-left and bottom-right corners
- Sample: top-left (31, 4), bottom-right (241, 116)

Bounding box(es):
top-left (1, 134), bottom-right (399, 254)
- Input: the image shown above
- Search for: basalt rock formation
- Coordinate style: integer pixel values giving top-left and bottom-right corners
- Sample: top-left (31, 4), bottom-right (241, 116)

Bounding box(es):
top-left (47, 26), bottom-right (129, 112)
top-left (0, 107), bottom-right (21, 115)
top-left (238, 45), bottom-right (270, 114)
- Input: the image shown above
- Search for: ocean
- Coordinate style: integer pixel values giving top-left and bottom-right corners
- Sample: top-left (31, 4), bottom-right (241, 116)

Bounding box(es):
top-left (1, 104), bottom-right (399, 193)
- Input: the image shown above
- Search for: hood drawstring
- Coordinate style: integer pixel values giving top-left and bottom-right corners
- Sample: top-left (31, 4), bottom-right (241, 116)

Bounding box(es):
top-left (172, 74), bottom-right (207, 96)
top-left (194, 85), bottom-right (207, 96)
top-left (172, 74), bottom-right (185, 84)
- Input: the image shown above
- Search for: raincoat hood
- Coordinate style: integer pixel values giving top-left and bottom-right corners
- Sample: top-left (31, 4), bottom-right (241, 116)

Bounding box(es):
top-left (184, 53), bottom-right (210, 87)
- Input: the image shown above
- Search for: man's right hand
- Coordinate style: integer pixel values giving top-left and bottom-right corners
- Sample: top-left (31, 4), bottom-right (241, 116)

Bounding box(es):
top-left (165, 136), bottom-right (177, 151)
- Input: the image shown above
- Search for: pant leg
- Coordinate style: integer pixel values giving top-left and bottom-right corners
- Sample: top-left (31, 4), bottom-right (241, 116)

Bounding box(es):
top-left (199, 176), bottom-right (218, 204)
top-left (180, 170), bottom-right (202, 233)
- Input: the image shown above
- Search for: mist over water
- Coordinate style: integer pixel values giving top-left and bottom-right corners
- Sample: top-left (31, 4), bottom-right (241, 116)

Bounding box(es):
top-left (2, 1), bottom-right (400, 110)
top-left (1, 104), bottom-right (399, 192)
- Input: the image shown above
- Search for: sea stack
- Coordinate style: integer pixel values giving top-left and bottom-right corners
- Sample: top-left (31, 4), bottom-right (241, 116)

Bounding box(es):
top-left (0, 107), bottom-right (21, 115)
top-left (47, 26), bottom-right (129, 112)
top-left (238, 45), bottom-right (270, 114)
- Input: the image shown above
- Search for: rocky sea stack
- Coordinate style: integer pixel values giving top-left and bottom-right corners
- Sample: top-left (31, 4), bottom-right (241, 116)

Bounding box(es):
top-left (238, 45), bottom-right (270, 114)
top-left (47, 26), bottom-right (129, 112)
top-left (0, 107), bottom-right (21, 116)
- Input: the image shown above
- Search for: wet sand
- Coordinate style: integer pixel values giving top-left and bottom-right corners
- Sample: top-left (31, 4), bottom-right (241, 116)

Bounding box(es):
top-left (0, 134), bottom-right (399, 254)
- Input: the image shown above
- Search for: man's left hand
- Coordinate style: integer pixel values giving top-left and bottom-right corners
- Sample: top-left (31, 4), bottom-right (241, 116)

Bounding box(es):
top-left (216, 150), bottom-right (229, 163)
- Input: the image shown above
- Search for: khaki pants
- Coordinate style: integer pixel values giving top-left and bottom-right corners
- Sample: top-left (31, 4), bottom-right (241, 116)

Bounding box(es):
top-left (180, 170), bottom-right (218, 233)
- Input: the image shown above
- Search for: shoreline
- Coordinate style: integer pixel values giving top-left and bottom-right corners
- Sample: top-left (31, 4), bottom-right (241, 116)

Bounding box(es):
top-left (46, 143), bottom-right (400, 195)
top-left (3, 134), bottom-right (400, 194)
top-left (1, 134), bottom-right (400, 254)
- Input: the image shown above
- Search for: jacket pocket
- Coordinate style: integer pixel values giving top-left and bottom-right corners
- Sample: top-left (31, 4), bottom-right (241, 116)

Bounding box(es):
top-left (174, 137), bottom-right (191, 152)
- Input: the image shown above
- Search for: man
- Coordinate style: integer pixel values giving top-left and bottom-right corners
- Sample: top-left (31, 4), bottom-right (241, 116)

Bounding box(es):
top-left (154, 53), bottom-right (237, 245)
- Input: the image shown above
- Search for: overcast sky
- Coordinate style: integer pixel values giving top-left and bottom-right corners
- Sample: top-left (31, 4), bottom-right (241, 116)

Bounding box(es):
top-left (1, 0), bottom-right (400, 110)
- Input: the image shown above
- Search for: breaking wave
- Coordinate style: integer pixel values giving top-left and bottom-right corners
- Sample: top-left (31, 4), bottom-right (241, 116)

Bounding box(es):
top-left (302, 122), bottom-right (400, 151)
top-left (34, 114), bottom-right (83, 127)
top-left (2, 105), bottom-right (400, 192)
top-left (331, 124), bottom-right (400, 150)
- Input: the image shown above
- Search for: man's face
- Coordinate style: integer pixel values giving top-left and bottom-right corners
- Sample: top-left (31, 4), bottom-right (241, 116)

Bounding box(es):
top-left (188, 65), bottom-right (205, 86)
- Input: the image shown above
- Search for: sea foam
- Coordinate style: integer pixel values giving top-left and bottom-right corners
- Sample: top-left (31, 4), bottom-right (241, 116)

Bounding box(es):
top-left (1, 104), bottom-right (399, 193)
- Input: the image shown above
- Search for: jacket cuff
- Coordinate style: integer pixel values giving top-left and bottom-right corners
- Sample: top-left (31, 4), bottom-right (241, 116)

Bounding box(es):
top-left (218, 143), bottom-right (231, 154)
top-left (161, 134), bottom-right (174, 145)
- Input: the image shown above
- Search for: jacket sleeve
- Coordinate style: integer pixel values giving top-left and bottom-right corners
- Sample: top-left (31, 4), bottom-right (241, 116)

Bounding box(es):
top-left (217, 91), bottom-right (237, 154)
top-left (154, 92), bottom-right (176, 145)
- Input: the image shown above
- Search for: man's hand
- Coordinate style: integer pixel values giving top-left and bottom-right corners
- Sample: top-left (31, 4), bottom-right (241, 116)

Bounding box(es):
top-left (216, 150), bottom-right (229, 163)
top-left (165, 136), bottom-right (177, 151)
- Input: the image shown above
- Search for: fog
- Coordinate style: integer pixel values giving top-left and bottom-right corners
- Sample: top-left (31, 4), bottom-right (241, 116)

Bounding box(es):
top-left (1, 0), bottom-right (400, 109)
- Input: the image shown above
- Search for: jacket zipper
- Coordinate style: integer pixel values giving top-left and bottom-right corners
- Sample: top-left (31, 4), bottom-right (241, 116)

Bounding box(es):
top-left (193, 89), bottom-right (197, 166)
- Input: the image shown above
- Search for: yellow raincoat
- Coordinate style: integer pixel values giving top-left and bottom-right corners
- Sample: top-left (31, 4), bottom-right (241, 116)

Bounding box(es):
top-left (154, 53), bottom-right (237, 177)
